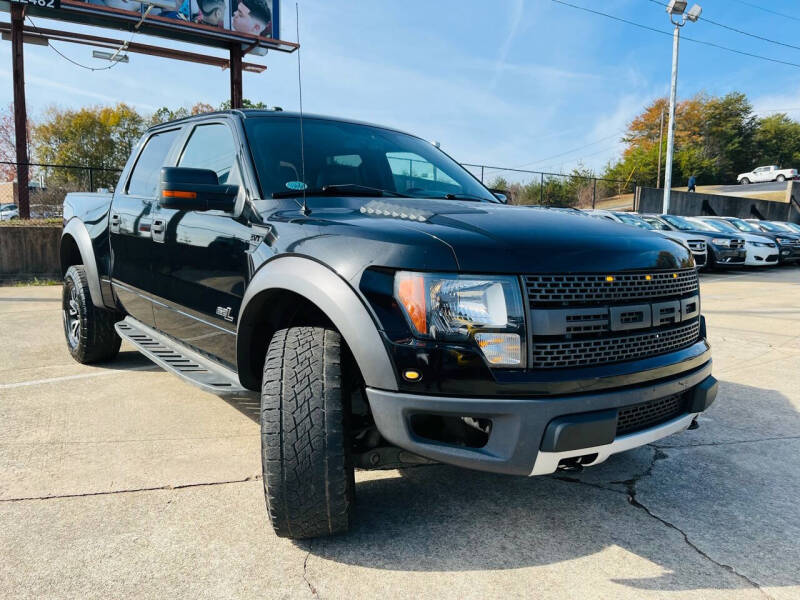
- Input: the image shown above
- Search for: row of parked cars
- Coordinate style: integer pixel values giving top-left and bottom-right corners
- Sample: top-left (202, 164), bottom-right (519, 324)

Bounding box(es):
top-left (583, 209), bottom-right (800, 270)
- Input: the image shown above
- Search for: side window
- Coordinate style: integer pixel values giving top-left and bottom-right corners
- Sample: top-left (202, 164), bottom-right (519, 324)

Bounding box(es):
top-left (178, 123), bottom-right (238, 185)
top-left (127, 129), bottom-right (180, 197)
top-left (386, 151), bottom-right (459, 194)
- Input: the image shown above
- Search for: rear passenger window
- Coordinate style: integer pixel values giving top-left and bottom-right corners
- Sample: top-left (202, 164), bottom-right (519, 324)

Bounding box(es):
top-left (127, 129), bottom-right (180, 197)
top-left (178, 123), bottom-right (238, 184)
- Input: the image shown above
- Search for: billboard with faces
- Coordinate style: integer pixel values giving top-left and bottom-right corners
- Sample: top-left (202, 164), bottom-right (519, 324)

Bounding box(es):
top-left (73, 0), bottom-right (278, 42)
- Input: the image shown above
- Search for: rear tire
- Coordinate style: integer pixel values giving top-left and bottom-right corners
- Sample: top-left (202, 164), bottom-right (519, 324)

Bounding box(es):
top-left (777, 174), bottom-right (786, 182)
top-left (260, 326), bottom-right (355, 539)
top-left (62, 265), bottom-right (121, 364)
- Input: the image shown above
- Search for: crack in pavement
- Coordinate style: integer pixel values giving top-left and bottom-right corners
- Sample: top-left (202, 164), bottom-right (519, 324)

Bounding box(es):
top-left (654, 434), bottom-right (800, 449)
top-left (555, 446), bottom-right (774, 599)
top-left (302, 542), bottom-right (320, 599)
top-left (0, 475), bottom-right (262, 503)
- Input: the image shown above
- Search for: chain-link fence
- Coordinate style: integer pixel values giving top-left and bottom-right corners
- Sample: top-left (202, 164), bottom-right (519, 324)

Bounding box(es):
top-left (462, 163), bottom-right (637, 210)
top-left (1, 162), bottom-right (122, 219)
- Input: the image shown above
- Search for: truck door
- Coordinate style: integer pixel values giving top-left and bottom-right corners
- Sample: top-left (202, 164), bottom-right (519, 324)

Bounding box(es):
top-left (109, 128), bottom-right (182, 327)
top-left (149, 121), bottom-right (251, 366)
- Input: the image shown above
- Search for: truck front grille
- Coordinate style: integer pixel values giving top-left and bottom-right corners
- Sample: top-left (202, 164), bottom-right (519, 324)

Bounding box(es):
top-left (524, 269), bottom-right (698, 307)
top-left (730, 239), bottom-right (746, 250)
top-left (687, 240), bottom-right (706, 253)
top-left (532, 320), bottom-right (700, 368)
top-left (524, 269), bottom-right (701, 369)
top-left (616, 394), bottom-right (686, 436)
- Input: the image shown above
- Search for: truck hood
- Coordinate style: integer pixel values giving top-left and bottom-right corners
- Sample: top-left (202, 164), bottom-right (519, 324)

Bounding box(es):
top-left (287, 197), bottom-right (694, 274)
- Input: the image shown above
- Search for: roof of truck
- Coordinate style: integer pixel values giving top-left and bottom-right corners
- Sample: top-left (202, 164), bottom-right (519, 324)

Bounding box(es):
top-left (147, 109), bottom-right (415, 138)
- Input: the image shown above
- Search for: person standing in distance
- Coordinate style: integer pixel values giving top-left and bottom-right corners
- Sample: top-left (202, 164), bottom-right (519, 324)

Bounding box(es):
top-left (687, 174), bottom-right (697, 193)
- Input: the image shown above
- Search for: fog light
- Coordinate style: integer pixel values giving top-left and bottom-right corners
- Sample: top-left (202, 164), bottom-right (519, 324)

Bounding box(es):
top-left (475, 333), bottom-right (521, 366)
top-left (403, 369), bottom-right (421, 381)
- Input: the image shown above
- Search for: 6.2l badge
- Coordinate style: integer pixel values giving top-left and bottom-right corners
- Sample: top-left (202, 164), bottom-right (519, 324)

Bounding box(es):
top-left (216, 306), bottom-right (235, 322)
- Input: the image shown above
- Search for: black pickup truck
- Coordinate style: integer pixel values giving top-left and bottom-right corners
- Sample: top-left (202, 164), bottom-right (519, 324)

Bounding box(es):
top-left (60, 109), bottom-right (717, 539)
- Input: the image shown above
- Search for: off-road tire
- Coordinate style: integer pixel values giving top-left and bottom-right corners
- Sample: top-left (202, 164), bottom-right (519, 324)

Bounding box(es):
top-left (63, 265), bottom-right (121, 364)
top-left (261, 327), bottom-right (355, 539)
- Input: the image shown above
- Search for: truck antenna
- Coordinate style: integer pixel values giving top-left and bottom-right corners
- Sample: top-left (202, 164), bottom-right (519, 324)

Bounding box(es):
top-left (296, 2), bottom-right (309, 216)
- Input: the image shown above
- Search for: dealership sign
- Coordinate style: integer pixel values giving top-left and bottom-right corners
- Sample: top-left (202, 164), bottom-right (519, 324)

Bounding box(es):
top-left (4, 0), bottom-right (290, 51)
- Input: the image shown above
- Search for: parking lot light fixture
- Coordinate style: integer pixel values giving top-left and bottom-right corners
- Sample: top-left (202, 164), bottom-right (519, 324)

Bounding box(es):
top-left (662, 2), bottom-right (702, 214)
top-left (666, 0), bottom-right (688, 16)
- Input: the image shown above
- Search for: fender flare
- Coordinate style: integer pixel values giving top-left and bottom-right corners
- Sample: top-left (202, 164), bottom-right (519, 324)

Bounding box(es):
top-left (238, 256), bottom-right (399, 392)
top-left (61, 219), bottom-right (104, 308)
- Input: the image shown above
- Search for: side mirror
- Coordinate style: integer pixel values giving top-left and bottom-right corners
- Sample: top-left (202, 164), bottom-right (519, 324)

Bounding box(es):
top-left (159, 167), bottom-right (238, 212)
top-left (490, 188), bottom-right (509, 204)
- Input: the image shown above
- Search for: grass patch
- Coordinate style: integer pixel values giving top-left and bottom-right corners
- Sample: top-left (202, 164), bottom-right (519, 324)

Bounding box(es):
top-left (0, 277), bottom-right (61, 287)
top-left (0, 218), bottom-right (61, 227)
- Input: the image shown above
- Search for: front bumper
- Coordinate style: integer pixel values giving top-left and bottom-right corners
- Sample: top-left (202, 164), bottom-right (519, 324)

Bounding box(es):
top-left (367, 361), bottom-right (716, 476)
top-left (711, 247), bottom-right (746, 265)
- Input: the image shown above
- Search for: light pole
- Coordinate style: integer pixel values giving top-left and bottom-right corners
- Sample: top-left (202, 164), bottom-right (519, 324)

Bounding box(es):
top-left (662, 0), bottom-right (702, 214)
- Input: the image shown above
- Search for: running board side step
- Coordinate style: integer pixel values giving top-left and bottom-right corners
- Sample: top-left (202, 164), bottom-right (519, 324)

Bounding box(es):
top-left (115, 317), bottom-right (255, 398)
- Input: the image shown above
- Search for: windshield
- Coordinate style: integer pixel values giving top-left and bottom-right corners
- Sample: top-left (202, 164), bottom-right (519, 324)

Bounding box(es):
top-left (767, 221), bottom-right (796, 233)
top-left (640, 216), bottom-right (670, 231)
top-left (699, 219), bottom-right (736, 233)
top-left (244, 117), bottom-right (495, 202)
top-left (663, 215), bottom-right (705, 231)
top-left (755, 221), bottom-right (784, 233)
top-left (777, 221), bottom-right (800, 233)
top-left (725, 218), bottom-right (759, 232)
top-left (615, 213), bottom-right (654, 230)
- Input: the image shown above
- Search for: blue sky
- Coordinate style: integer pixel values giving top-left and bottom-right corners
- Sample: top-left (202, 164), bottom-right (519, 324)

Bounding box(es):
top-left (1, 0), bottom-right (799, 175)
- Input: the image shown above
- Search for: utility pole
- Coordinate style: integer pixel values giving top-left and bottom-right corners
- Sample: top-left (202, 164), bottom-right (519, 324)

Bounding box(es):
top-left (10, 3), bottom-right (29, 219)
top-left (656, 108), bottom-right (665, 189)
top-left (662, 1), bottom-right (702, 213)
top-left (662, 25), bottom-right (680, 212)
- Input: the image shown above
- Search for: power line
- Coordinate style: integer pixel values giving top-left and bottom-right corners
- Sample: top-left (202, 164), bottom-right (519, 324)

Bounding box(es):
top-left (729, 0), bottom-right (800, 24)
top-left (26, 15), bottom-right (133, 72)
top-left (646, 0), bottom-right (800, 53)
top-left (485, 131), bottom-right (624, 174)
top-left (550, 0), bottom-right (800, 70)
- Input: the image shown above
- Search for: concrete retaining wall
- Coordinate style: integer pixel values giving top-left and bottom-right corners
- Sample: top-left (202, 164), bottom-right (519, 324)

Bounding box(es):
top-left (636, 184), bottom-right (800, 223)
top-left (0, 225), bottom-right (61, 279)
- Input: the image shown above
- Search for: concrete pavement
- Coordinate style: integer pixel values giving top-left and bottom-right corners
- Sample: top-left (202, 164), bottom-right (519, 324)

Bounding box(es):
top-left (1, 267), bottom-right (799, 599)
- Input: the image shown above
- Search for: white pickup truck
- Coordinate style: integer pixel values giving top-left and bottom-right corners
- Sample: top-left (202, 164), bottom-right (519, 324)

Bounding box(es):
top-left (737, 165), bottom-right (797, 184)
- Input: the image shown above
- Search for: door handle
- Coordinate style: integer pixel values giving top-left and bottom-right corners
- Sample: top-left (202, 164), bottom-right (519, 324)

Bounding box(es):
top-left (109, 213), bottom-right (120, 233)
top-left (152, 218), bottom-right (166, 243)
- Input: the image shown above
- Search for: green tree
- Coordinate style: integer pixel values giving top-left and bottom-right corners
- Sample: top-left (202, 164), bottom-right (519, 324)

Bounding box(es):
top-left (32, 103), bottom-right (146, 188)
top-left (218, 98), bottom-right (269, 110)
top-left (753, 113), bottom-right (800, 168)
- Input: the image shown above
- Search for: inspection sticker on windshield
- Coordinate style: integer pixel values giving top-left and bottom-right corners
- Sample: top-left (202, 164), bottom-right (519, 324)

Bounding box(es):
top-left (285, 181), bottom-right (308, 190)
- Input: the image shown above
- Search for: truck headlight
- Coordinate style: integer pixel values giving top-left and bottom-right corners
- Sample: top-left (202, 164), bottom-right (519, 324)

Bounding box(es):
top-left (394, 272), bottom-right (525, 367)
top-left (776, 237), bottom-right (792, 245)
top-left (711, 238), bottom-right (731, 247)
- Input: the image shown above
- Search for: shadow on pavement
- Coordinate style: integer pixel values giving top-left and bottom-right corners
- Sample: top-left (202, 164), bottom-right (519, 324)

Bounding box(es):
top-left (298, 380), bottom-right (799, 594)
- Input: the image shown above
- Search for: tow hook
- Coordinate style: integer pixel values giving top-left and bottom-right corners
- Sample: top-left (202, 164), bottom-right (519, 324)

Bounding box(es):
top-left (688, 418), bottom-right (700, 430)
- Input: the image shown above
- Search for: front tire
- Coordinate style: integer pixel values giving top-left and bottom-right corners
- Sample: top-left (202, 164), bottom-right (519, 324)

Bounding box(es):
top-left (740, 178), bottom-right (750, 185)
top-left (260, 327), bottom-right (355, 539)
top-left (62, 265), bottom-right (121, 364)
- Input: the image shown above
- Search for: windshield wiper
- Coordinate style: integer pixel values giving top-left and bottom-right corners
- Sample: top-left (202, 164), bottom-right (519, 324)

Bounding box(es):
top-left (272, 183), bottom-right (408, 199)
top-left (442, 192), bottom-right (491, 202)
